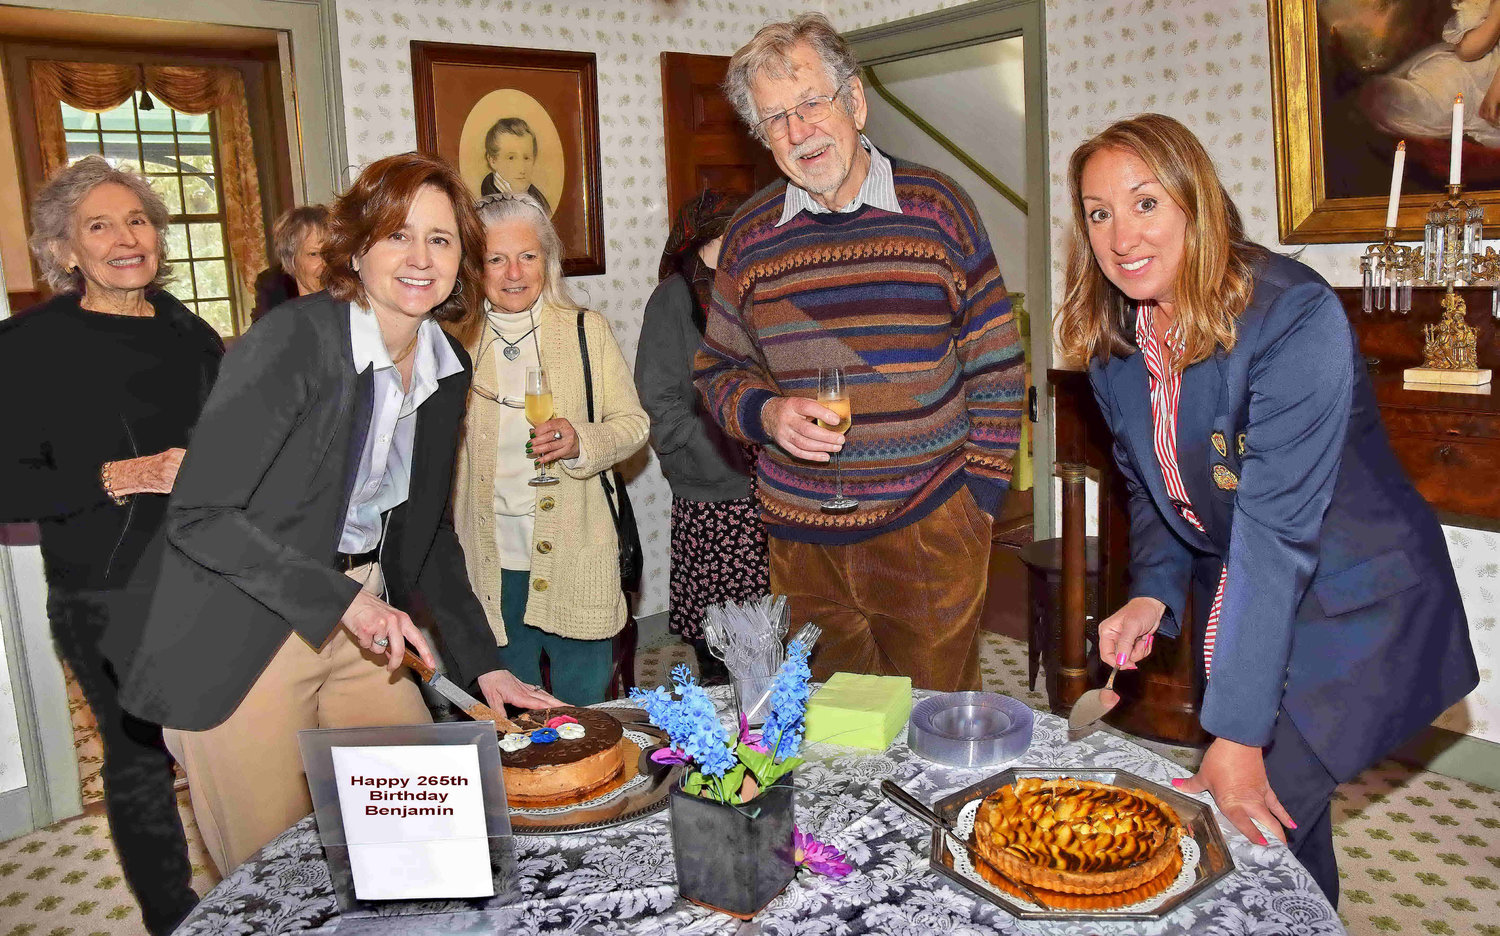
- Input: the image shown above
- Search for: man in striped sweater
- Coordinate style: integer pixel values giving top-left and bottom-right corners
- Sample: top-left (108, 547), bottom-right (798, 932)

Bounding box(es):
top-left (694, 14), bottom-right (1025, 691)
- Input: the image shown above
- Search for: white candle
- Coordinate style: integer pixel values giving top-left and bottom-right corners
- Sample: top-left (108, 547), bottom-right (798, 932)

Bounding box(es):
top-left (1386, 141), bottom-right (1406, 230)
top-left (1450, 93), bottom-right (1464, 186)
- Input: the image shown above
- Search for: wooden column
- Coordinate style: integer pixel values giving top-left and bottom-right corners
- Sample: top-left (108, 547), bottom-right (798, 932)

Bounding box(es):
top-left (1056, 462), bottom-right (1090, 711)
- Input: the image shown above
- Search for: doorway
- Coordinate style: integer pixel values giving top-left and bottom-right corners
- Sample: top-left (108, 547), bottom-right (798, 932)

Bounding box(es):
top-left (845, 0), bottom-right (1052, 540)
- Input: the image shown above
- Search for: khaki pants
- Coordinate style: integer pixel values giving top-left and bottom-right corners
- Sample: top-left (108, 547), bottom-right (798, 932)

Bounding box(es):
top-left (769, 487), bottom-right (993, 692)
top-left (165, 564), bottom-right (431, 874)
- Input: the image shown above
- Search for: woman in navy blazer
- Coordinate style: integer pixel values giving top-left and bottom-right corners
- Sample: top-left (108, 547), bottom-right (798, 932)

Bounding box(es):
top-left (1057, 114), bottom-right (1477, 904)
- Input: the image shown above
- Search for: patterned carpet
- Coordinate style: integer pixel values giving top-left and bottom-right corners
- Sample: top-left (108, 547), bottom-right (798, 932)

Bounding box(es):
top-left (0, 633), bottom-right (1494, 936)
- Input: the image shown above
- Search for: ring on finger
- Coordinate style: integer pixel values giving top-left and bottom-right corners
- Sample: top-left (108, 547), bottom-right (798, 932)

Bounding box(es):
top-left (373, 635), bottom-right (390, 649)
top-left (553, 430), bottom-right (562, 441)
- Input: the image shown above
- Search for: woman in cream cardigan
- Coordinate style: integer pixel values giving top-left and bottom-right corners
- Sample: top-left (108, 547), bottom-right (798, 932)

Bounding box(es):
top-left (453, 192), bottom-right (648, 705)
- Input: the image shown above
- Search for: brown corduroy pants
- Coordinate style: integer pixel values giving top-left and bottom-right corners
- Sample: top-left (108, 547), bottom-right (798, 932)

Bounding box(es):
top-left (770, 487), bottom-right (992, 692)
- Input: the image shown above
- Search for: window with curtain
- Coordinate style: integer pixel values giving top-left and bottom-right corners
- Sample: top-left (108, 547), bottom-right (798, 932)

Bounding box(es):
top-left (30, 60), bottom-right (269, 337)
top-left (61, 99), bottom-right (235, 334)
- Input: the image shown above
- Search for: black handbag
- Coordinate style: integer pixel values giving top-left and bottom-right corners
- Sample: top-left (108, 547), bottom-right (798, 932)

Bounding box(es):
top-left (577, 311), bottom-right (644, 594)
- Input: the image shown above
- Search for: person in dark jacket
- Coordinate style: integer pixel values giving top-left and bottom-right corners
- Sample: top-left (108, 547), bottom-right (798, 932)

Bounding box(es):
top-left (1056, 113), bottom-right (1478, 906)
top-left (121, 152), bottom-right (561, 876)
top-left (0, 155), bottom-right (221, 935)
top-left (634, 190), bottom-right (766, 684)
top-left (250, 204), bottom-right (329, 323)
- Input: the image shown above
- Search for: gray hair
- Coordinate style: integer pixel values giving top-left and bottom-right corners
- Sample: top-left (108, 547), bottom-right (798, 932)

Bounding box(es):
top-left (474, 192), bottom-right (581, 313)
top-left (28, 155), bottom-right (173, 294)
top-left (723, 13), bottom-right (861, 136)
top-left (272, 204), bottom-right (330, 271)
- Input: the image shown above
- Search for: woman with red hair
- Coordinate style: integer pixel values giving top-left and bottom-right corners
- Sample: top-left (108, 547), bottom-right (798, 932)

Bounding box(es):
top-left (123, 152), bottom-right (560, 875)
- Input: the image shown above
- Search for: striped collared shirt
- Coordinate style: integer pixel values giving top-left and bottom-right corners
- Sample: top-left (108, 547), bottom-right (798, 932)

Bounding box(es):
top-left (1135, 301), bottom-right (1227, 677)
top-left (777, 135), bottom-right (903, 226)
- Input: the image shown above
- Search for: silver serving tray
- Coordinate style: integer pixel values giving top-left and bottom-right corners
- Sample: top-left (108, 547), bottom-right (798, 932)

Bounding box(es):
top-left (927, 767), bottom-right (1235, 921)
top-left (506, 708), bottom-right (682, 835)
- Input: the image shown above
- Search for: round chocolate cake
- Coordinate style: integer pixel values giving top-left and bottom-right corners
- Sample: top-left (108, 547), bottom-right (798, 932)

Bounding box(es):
top-left (500, 707), bottom-right (626, 807)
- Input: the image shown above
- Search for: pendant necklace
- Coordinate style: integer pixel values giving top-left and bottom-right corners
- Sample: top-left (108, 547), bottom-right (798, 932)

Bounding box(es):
top-left (490, 320), bottom-right (538, 360)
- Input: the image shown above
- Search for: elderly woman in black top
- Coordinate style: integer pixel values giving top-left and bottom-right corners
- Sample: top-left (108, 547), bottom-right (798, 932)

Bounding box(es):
top-left (0, 155), bottom-right (221, 935)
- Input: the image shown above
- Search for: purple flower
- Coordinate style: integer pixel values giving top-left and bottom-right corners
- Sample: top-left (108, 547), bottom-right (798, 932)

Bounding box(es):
top-left (738, 712), bottom-right (769, 754)
top-left (650, 746), bottom-right (690, 765)
top-left (793, 827), bottom-right (852, 879)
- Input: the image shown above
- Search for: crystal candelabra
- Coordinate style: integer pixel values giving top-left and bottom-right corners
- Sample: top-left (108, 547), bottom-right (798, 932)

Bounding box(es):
top-left (1361, 182), bottom-right (1500, 322)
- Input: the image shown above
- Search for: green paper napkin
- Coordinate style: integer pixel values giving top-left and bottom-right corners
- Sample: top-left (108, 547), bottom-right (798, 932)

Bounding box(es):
top-left (803, 673), bottom-right (913, 750)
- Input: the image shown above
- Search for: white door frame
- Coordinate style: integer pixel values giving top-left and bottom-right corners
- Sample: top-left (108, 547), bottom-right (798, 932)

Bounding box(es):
top-left (845, 0), bottom-right (1054, 538)
top-left (0, 0), bottom-right (347, 837)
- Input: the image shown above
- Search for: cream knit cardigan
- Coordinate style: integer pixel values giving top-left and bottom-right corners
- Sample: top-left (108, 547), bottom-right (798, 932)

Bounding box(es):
top-left (453, 304), bottom-right (649, 644)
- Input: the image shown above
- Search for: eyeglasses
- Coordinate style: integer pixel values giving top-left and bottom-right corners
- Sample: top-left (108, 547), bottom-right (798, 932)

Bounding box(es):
top-left (753, 84), bottom-right (847, 142)
top-left (470, 383), bottom-right (526, 408)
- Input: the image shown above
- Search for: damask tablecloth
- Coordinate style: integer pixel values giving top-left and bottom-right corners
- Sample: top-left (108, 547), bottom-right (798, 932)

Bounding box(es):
top-left (175, 690), bottom-right (1345, 935)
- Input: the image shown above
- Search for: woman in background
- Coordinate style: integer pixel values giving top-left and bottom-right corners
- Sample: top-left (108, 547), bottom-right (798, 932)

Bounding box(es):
top-left (451, 191), bottom-right (648, 705)
top-left (0, 156), bottom-right (220, 935)
top-left (1057, 113), bottom-right (1476, 905)
top-left (251, 204), bottom-right (329, 322)
top-left (634, 190), bottom-right (766, 684)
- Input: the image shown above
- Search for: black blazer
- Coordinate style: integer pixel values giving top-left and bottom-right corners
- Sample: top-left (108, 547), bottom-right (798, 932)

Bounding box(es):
top-left (118, 293), bottom-right (502, 730)
top-left (1090, 253), bottom-right (1477, 782)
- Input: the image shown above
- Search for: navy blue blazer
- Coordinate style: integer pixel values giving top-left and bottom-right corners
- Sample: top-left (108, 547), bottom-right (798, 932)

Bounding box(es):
top-left (120, 295), bottom-right (503, 731)
top-left (1089, 252), bottom-right (1477, 782)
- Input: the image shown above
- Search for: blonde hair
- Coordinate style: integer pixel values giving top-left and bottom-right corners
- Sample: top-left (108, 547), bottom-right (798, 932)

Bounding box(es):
top-left (1055, 113), bottom-right (1261, 370)
top-left (723, 12), bottom-right (860, 134)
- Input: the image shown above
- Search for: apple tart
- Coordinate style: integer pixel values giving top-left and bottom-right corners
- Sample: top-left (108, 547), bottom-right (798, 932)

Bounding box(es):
top-left (972, 777), bottom-right (1186, 896)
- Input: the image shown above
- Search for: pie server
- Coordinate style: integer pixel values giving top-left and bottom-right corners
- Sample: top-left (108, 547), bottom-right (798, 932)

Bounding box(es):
top-left (881, 779), bottom-right (1046, 904)
top-left (402, 649), bottom-right (522, 733)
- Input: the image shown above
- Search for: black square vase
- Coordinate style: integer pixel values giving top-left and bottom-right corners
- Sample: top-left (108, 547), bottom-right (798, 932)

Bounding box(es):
top-left (669, 773), bottom-right (796, 919)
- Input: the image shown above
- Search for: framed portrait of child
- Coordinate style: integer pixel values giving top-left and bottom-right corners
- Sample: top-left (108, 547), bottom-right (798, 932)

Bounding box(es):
top-left (1270, 0), bottom-right (1500, 243)
top-left (412, 41), bottom-right (605, 275)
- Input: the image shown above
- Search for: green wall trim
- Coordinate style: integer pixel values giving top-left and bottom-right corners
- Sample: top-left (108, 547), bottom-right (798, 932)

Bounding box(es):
top-left (1394, 726), bottom-right (1500, 791)
top-left (862, 65), bottom-right (1028, 216)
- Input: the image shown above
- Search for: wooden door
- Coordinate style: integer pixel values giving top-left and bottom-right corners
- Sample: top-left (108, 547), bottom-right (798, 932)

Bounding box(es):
top-left (660, 52), bottom-right (779, 218)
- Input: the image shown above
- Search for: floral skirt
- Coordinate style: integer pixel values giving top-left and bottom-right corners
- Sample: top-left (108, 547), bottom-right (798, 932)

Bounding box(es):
top-left (668, 493), bottom-right (770, 639)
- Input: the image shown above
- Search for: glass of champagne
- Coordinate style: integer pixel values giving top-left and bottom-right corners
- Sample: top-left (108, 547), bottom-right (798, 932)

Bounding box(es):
top-left (817, 366), bottom-right (857, 514)
top-left (525, 367), bottom-right (559, 487)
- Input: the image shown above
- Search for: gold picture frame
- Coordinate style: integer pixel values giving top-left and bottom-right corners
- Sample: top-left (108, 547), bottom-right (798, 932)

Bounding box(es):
top-left (1269, 0), bottom-right (1500, 244)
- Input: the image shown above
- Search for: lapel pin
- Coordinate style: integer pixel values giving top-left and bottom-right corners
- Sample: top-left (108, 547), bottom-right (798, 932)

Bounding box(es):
top-left (1210, 431), bottom-right (1228, 458)
top-left (1236, 432), bottom-right (1247, 456)
top-left (1213, 464), bottom-right (1239, 491)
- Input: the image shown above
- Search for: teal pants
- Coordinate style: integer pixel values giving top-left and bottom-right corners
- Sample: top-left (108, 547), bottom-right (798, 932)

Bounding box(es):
top-left (498, 568), bottom-right (613, 706)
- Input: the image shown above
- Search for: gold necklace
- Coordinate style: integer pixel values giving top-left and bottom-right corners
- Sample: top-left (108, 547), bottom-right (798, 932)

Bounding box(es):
top-left (390, 327), bottom-right (421, 365)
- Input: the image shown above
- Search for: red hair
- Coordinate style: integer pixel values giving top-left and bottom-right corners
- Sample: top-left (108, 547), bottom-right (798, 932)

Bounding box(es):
top-left (323, 152), bottom-right (484, 328)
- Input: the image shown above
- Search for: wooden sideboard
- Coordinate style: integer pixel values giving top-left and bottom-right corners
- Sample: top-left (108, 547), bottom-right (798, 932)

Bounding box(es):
top-left (1050, 286), bottom-right (1500, 745)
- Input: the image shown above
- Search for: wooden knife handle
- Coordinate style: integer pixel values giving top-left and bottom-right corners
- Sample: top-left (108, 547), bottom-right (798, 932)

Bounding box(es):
top-left (403, 648), bottom-right (436, 681)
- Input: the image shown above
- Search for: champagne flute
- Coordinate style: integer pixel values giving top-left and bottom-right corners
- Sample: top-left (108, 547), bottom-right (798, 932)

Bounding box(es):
top-left (525, 367), bottom-right (559, 487)
top-left (817, 366), bottom-right (857, 514)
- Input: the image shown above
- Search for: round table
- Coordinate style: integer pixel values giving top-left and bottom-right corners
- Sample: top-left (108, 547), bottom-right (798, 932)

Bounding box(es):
top-left (174, 690), bottom-right (1344, 934)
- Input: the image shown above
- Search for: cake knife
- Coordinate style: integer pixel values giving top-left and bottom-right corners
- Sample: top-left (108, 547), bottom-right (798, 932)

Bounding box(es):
top-left (881, 779), bottom-right (1047, 905)
top-left (402, 649), bottom-right (523, 733)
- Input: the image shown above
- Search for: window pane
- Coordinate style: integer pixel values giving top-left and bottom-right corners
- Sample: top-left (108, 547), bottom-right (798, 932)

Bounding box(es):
top-left (137, 105), bottom-right (175, 133)
top-left (174, 112), bottom-right (211, 133)
top-left (182, 175), bottom-right (218, 213)
top-left (166, 224), bottom-right (189, 261)
top-left (140, 134), bottom-right (179, 173)
top-left (65, 131), bottom-right (102, 164)
top-left (98, 102), bottom-right (136, 132)
top-left (187, 222), bottom-right (224, 258)
top-left (177, 134), bottom-right (213, 171)
top-left (102, 133), bottom-right (140, 171)
top-left (194, 259), bottom-right (228, 299)
top-left (60, 104), bottom-right (97, 131)
top-left (197, 300), bottom-right (233, 337)
top-left (148, 176), bottom-right (183, 215)
top-left (172, 261), bottom-right (197, 299)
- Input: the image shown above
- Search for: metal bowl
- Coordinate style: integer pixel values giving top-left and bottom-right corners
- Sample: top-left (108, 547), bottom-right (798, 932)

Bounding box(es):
top-left (908, 692), bottom-right (1033, 767)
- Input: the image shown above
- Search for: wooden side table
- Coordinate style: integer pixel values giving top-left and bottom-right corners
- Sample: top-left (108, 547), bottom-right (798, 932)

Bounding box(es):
top-left (1017, 537), bottom-right (1098, 712)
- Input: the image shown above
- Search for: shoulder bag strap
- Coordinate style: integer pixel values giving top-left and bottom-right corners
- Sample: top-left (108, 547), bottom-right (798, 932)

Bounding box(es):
top-left (577, 312), bottom-right (623, 516)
